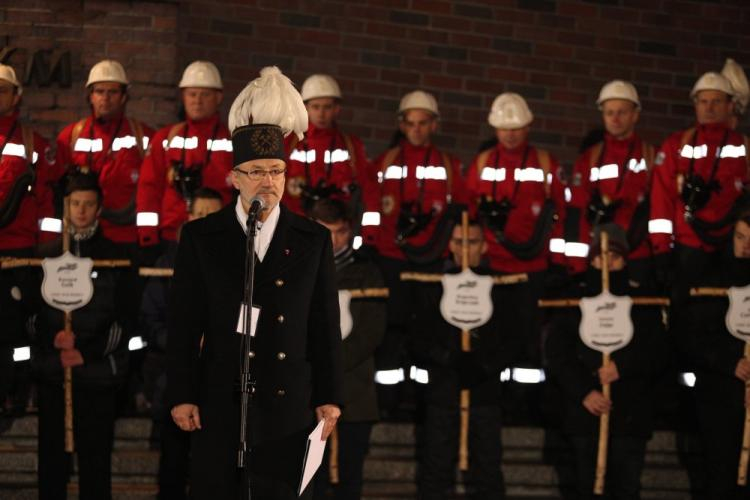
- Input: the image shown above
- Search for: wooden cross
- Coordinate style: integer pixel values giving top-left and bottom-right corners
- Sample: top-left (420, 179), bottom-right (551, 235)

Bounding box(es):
top-left (690, 286), bottom-right (750, 486)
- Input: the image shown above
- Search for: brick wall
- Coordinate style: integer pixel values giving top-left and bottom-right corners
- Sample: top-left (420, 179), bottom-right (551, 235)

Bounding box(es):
top-left (1, 0), bottom-right (178, 140)
top-left (2, 0), bottom-right (748, 168)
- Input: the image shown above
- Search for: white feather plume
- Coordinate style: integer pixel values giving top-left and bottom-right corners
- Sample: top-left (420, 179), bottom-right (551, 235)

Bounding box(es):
top-left (228, 66), bottom-right (308, 139)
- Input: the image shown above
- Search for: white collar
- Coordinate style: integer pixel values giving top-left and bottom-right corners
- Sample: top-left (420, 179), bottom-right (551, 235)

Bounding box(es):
top-left (235, 197), bottom-right (281, 262)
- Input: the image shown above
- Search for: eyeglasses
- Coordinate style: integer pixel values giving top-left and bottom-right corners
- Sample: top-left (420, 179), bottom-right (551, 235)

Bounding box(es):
top-left (233, 167), bottom-right (287, 180)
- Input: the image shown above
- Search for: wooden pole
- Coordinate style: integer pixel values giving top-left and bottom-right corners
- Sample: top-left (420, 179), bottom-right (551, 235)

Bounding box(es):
top-left (458, 211), bottom-right (471, 472)
top-left (739, 342), bottom-right (750, 485)
top-left (62, 198), bottom-right (74, 453)
top-left (594, 231), bottom-right (610, 495)
top-left (400, 271), bottom-right (527, 285)
top-left (329, 426), bottom-right (339, 484)
top-left (538, 297), bottom-right (669, 308)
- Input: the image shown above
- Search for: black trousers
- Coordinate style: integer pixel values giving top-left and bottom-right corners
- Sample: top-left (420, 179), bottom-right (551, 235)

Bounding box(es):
top-left (313, 421), bottom-right (373, 500)
top-left (569, 435), bottom-right (646, 500)
top-left (37, 380), bottom-right (117, 500)
top-left (419, 404), bottom-right (505, 500)
top-left (158, 410), bottom-right (191, 500)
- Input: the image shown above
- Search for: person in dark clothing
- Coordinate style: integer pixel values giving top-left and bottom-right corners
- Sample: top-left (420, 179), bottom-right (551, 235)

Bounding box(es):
top-left (545, 224), bottom-right (667, 500)
top-left (138, 187), bottom-right (223, 500)
top-left (29, 173), bottom-right (137, 500)
top-left (410, 220), bottom-right (523, 500)
top-left (310, 199), bottom-right (386, 500)
top-left (684, 211), bottom-right (750, 500)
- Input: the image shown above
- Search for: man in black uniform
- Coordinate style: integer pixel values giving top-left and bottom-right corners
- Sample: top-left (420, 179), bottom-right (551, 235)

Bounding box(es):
top-left (410, 220), bottom-right (523, 499)
top-left (685, 209), bottom-right (750, 499)
top-left (310, 198), bottom-right (386, 500)
top-left (545, 224), bottom-right (666, 500)
top-left (31, 173), bottom-right (137, 500)
top-left (167, 67), bottom-right (342, 499)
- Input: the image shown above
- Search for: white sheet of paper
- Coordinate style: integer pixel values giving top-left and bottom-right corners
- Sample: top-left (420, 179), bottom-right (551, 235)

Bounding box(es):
top-left (235, 303), bottom-right (260, 336)
top-left (298, 419), bottom-right (327, 497)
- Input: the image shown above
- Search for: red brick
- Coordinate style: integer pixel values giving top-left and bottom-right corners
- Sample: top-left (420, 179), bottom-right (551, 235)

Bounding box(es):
top-left (300, 29), bottom-right (341, 46)
top-left (558, 2), bottom-right (599, 18)
top-left (422, 74), bottom-right (462, 90)
top-left (446, 62), bottom-right (485, 78)
top-left (550, 89), bottom-right (589, 105)
top-left (534, 43), bottom-right (573, 59)
top-left (448, 32), bottom-right (490, 49)
top-left (468, 49), bottom-right (509, 66)
top-left (380, 69), bottom-right (421, 85)
top-left (487, 67), bottom-right (527, 83)
top-left (412, 0), bottom-right (452, 15)
top-left (530, 71), bottom-right (566, 88)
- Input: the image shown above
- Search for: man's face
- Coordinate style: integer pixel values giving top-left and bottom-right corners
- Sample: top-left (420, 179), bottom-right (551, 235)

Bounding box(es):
top-left (591, 251), bottom-right (626, 271)
top-left (495, 126), bottom-right (530, 150)
top-left (68, 190), bottom-right (101, 231)
top-left (694, 90), bottom-right (733, 126)
top-left (448, 225), bottom-right (487, 268)
top-left (318, 219), bottom-right (352, 254)
top-left (231, 158), bottom-right (286, 214)
top-left (734, 220), bottom-right (750, 259)
top-left (306, 97), bottom-right (340, 130)
top-left (189, 197), bottom-right (222, 221)
top-left (0, 82), bottom-right (20, 117)
top-left (182, 88), bottom-right (223, 121)
top-left (399, 109), bottom-right (437, 147)
top-left (601, 99), bottom-right (639, 139)
top-left (89, 82), bottom-right (127, 120)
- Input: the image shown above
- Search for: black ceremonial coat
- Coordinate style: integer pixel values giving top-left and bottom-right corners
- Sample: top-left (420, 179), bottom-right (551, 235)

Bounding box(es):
top-left (166, 203), bottom-right (343, 498)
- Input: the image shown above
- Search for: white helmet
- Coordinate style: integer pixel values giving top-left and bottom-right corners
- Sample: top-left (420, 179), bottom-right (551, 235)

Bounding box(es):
top-left (86, 60), bottom-right (129, 87)
top-left (597, 80), bottom-right (640, 110)
top-left (399, 90), bottom-right (439, 117)
top-left (690, 71), bottom-right (734, 99)
top-left (0, 64), bottom-right (22, 95)
top-left (488, 92), bottom-right (533, 129)
top-left (179, 61), bottom-right (223, 90)
top-left (301, 74), bottom-right (341, 101)
top-left (721, 58), bottom-right (749, 115)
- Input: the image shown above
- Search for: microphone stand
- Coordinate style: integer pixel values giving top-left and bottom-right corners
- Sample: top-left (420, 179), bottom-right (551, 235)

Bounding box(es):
top-left (238, 201), bottom-right (261, 500)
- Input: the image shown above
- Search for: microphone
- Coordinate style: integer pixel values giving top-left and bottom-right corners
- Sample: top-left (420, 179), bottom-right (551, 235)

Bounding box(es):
top-left (247, 196), bottom-right (266, 224)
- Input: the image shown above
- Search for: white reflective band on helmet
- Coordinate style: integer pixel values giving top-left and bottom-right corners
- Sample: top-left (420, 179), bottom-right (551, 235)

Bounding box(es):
top-left (142, 137), bottom-right (150, 150)
top-left (207, 138), bottom-right (233, 152)
top-left (382, 165), bottom-right (407, 180)
top-left (720, 144), bottom-right (746, 158)
top-left (514, 167), bottom-right (545, 182)
top-left (13, 346), bottom-right (30, 362)
top-left (590, 163), bottom-right (619, 182)
top-left (680, 144), bottom-right (707, 159)
top-left (415, 165), bottom-right (447, 180)
top-left (112, 135), bottom-right (137, 151)
top-left (136, 212), bottom-right (159, 227)
top-left (505, 367), bottom-right (546, 384)
top-left (648, 218), bottom-right (673, 234)
top-left (324, 149), bottom-right (350, 163)
top-left (374, 368), bottom-right (405, 385)
top-left (39, 218), bottom-right (62, 233)
top-left (74, 138), bottom-right (104, 153)
top-left (564, 187), bottom-right (572, 202)
top-left (128, 336), bottom-right (147, 351)
top-left (352, 236), bottom-right (363, 250)
top-left (549, 238), bottom-right (566, 254)
top-left (679, 372), bottom-right (696, 387)
top-left (290, 149), bottom-right (315, 163)
top-left (361, 212), bottom-right (381, 227)
top-left (564, 242), bottom-right (589, 258)
top-left (628, 158), bottom-right (647, 173)
top-left (409, 365), bottom-right (429, 384)
top-left (480, 167), bottom-right (506, 182)
top-left (166, 136), bottom-right (198, 150)
top-left (2, 143), bottom-right (38, 163)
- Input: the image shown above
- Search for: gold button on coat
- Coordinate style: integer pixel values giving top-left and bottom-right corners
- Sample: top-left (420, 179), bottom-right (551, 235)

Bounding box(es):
top-left (277, 315), bottom-right (284, 323)
top-left (277, 352), bottom-right (286, 360)
top-left (277, 389), bottom-right (286, 396)
top-left (275, 279), bottom-right (284, 287)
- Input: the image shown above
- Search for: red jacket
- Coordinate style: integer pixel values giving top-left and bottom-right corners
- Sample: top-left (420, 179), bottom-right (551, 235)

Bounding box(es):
top-left (56, 112), bottom-right (154, 244)
top-left (564, 133), bottom-right (654, 273)
top-left (0, 113), bottom-right (55, 250)
top-left (649, 123), bottom-right (748, 254)
top-left (136, 114), bottom-right (233, 246)
top-left (282, 123), bottom-right (368, 215)
top-left (465, 142), bottom-right (565, 273)
top-left (361, 140), bottom-right (467, 261)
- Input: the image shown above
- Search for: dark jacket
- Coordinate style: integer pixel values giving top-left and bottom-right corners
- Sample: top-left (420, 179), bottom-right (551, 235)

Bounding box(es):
top-left (545, 270), bottom-right (667, 438)
top-left (166, 204), bottom-right (343, 496)
top-left (410, 263), bottom-right (523, 408)
top-left (30, 227), bottom-right (136, 386)
top-left (336, 249), bottom-right (386, 422)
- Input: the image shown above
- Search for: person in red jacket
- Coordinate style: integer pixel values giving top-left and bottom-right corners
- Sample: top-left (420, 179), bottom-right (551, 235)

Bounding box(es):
top-left (361, 90), bottom-right (467, 414)
top-left (136, 61), bottom-right (233, 250)
top-left (0, 63), bottom-right (56, 418)
top-left (283, 74), bottom-right (368, 222)
top-left (563, 81), bottom-right (655, 284)
top-left (56, 60), bottom-right (154, 246)
top-left (649, 71), bottom-right (748, 287)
